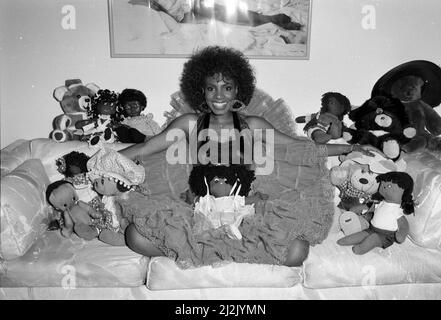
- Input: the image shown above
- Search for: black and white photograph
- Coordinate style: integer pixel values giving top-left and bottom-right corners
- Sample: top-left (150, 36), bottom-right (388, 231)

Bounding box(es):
top-left (1, 0), bottom-right (441, 304)
top-left (109, 0), bottom-right (311, 58)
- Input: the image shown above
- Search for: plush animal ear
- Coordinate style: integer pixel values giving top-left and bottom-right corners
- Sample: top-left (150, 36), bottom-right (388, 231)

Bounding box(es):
top-left (53, 86), bottom-right (68, 102)
top-left (85, 83), bottom-right (100, 94)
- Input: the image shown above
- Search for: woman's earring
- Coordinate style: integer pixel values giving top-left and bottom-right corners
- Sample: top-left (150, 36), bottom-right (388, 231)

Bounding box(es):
top-left (198, 101), bottom-right (211, 113)
top-left (230, 100), bottom-right (246, 112)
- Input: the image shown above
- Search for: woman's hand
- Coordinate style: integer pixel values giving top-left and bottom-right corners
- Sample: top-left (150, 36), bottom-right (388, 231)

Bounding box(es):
top-left (351, 144), bottom-right (381, 157)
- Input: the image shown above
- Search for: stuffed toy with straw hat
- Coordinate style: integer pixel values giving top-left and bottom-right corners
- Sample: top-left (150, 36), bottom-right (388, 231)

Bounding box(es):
top-left (84, 147), bottom-right (145, 244)
top-left (371, 60), bottom-right (441, 153)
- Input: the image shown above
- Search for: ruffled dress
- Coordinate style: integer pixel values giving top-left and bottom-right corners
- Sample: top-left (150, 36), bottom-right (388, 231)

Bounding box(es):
top-left (119, 90), bottom-right (335, 268)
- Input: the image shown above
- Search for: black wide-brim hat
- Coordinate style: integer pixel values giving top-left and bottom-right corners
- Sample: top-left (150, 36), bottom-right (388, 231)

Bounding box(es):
top-left (371, 60), bottom-right (441, 107)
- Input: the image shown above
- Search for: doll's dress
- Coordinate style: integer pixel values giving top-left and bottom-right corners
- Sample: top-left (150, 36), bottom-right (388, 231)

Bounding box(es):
top-left (194, 178), bottom-right (255, 240)
top-left (118, 89), bottom-right (335, 268)
top-left (65, 174), bottom-right (97, 203)
top-left (89, 196), bottom-right (121, 233)
top-left (121, 113), bottom-right (162, 137)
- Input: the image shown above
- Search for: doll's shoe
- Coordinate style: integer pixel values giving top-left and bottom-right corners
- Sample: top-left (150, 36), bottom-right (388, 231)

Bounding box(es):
top-left (339, 211), bottom-right (369, 236)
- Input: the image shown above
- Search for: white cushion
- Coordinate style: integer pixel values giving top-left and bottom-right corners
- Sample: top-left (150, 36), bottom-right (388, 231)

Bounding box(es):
top-left (146, 257), bottom-right (302, 290)
top-left (303, 232), bottom-right (441, 289)
top-left (1, 231), bottom-right (149, 287)
top-left (402, 151), bottom-right (441, 251)
top-left (0, 159), bottom-right (50, 260)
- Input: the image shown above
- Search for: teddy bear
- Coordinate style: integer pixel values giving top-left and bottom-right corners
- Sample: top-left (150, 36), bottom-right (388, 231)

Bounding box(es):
top-left (342, 95), bottom-right (417, 160)
top-left (371, 60), bottom-right (441, 153)
top-left (50, 79), bottom-right (100, 143)
top-left (330, 150), bottom-right (406, 236)
top-left (337, 171), bottom-right (415, 255)
top-left (295, 92), bottom-right (352, 143)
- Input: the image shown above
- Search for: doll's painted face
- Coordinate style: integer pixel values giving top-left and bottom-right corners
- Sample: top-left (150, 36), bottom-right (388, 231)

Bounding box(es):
top-left (327, 97), bottom-right (345, 117)
top-left (379, 180), bottom-right (404, 204)
top-left (49, 183), bottom-right (79, 212)
top-left (122, 100), bottom-right (143, 117)
top-left (209, 176), bottom-right (234, 197)
top-left (93, 176), bottom-right (119, 196)
top-left (96, 101), bottom-right (117, 116)
top-left (204, 73), bottom-right (238, 115)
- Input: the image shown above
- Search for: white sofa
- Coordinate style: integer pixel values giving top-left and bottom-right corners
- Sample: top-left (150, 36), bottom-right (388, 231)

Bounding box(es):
top-left (1, 137), bottom-right (440, 300)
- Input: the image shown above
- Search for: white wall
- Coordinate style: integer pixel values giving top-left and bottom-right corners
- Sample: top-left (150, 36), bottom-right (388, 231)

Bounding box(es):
top-left (1, 0), bottom-right (440, 148)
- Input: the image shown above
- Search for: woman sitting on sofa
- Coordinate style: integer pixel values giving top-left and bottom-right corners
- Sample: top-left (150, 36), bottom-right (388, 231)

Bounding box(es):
top-left (119, 46), bottom-right (375, 268)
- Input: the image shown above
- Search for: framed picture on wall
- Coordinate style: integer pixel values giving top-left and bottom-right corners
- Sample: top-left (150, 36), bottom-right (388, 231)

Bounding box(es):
top-left (108, 0), bottom-right (312, 59)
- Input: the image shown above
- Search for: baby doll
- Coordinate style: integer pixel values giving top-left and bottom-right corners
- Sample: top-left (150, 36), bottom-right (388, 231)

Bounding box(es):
top-left (48, 151), bottom-right (98, 231)
top-left (86, 147), bottom-right (146, 245)
top-left (187, 164), bottom-right (267, 240)
top-left (337, 171), bottom-right (415, 255)
top-left (115, 88), bottom-right (162, 143)
top-left (46, 180), bottom-right (106, 240)
top-left (295, 92), bottom-right (352, 143)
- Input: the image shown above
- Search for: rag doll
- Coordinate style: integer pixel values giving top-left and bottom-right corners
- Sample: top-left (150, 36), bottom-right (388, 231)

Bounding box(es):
top-left (330, 150), bottom-right (406, 236)
top-left (295, 92), bottom-right (352, 143)
top-left (76, 89), bottom-right (122, 145)
top-left (187, 164), bottom-right (267, 240)
top-left (371, 60), bottom-right (441, 153)
top-left (337, 171), bottom-right (415, 255)
top-left (115, 88), bottom-right (161, 143)
top-left (86, 147), bottom-right (146, 245)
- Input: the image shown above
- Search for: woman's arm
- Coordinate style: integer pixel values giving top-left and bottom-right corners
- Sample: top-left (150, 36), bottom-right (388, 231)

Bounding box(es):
top-left (247, 115), bottom-right (375, 157)
top-left (119, 113), bottom-right (197, 160)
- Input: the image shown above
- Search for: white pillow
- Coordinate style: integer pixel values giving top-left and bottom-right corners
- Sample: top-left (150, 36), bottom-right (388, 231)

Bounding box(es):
top-left (0, 159), bottom-right (50, 260)
top-left (146, 257), bottom-right (302, 290)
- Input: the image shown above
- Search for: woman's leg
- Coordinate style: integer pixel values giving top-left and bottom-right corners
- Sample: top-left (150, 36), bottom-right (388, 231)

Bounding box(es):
top-left (125, 223), bottom-right (164, 257)
top-left (283, 239), bottom-right (310, 267)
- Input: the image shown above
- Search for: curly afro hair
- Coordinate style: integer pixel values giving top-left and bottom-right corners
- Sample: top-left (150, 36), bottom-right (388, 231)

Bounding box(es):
top-left (188, 164), bottom-right (255, 197)
top-left (180, 46), bottom-right (256, 111)
top-left (118, 88), bottom-right (147, 109)
top-left (320, 92), bottom-right (351, 119)
top-left (88, 89), bottom-right (123, 122)
top-left (56, 151), bottom-right (90, 177)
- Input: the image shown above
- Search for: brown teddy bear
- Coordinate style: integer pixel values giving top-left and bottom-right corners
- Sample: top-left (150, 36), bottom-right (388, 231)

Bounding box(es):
top-left (50, 79), bottom-right (100, 142)
top-left (372, 60), bottom-right (441, 153)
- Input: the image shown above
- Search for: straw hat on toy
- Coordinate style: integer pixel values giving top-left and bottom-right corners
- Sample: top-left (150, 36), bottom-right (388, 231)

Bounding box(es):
top-left (371, 60), bottom-right (441, 107)
top-left (87, 147), bottom-right (145, 188)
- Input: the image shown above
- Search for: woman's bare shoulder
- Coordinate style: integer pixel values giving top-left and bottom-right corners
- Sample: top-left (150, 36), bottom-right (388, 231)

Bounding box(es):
top-left (167, 113), bottom-right (199, 130)
top-left (244, 115), bottom-right (274, 129)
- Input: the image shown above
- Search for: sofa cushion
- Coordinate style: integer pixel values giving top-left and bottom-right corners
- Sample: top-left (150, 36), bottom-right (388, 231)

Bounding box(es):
top-left (146, 256), bottom-right (302, 290)
top-left (402, 151), bottom-right (441, 251)
top-left (303, 232), bottom-right (441, 289)
top-left (1, 231), bottom-right (149, 287)
top-left (0, 159), bottom-right (50, 260)
top-left (0, 139), bottom-right (32, 176)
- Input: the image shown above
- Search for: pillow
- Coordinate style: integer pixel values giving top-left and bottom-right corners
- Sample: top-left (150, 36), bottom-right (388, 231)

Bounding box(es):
top-left (146, 257), bottom-right (302, 290)
top-left (0, 159), bottom-right (50, 260)
top-left (402, 151), bottom-right (441, 250)
top-left (0, 139), bottom-right (32, 176)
